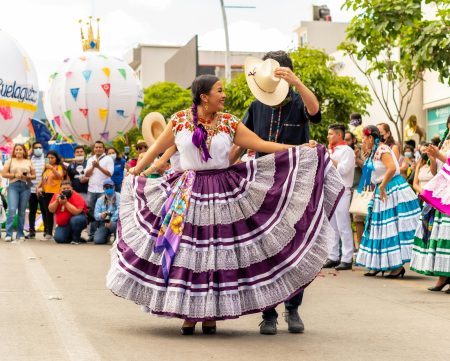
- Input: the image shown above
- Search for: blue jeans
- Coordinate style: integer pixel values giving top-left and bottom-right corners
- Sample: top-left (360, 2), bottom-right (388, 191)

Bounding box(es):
top-left (94, 221), bottom-right (117, 244)
top-left (6, 181), bottom-right (31, 238)
top-left (87, 192), bottom-right (103, 237)
top-left (54, 214), bottom-right (87, 244)
top-left (262, 290), bottom-right (304, 321)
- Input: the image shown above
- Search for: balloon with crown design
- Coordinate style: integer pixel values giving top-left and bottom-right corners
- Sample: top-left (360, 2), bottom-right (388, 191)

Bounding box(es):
top-left (44, 18), bottom-right (143, 145)
top-left (0, 29), bottom-right (39, 147)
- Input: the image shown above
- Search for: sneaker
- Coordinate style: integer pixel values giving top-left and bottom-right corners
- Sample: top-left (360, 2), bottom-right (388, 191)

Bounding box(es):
top-left (259, 319), bottom-right (278, 335)
top-left (4, 236), bottom-right (12, 242)
top-left (283, 310), bottom-right (304, 333)
top-left (25, 232), bottom-right (36, 239)
top-left (70, 241), bottom-right (81, 245)
top-left (44, 234), bottom-right (53, 241)
top-left (12, 237), bottom-right (25, 244)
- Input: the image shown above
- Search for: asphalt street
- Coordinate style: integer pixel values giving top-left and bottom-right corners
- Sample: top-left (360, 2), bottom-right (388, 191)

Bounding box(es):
top-left (1, 236), bottom-right (450, 361)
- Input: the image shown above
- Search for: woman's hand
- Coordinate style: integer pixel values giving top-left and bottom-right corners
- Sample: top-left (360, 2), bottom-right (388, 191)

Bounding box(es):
top-left (379, 186), bottom-right (387, 202)
top-left (127, 167), bottom-right (138, 176)
top-left (425, 145), bottom-right (440, 159)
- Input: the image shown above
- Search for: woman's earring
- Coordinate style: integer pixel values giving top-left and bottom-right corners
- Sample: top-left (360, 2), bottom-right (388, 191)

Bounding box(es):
top-left (205, 103), bottom-right (208, 111)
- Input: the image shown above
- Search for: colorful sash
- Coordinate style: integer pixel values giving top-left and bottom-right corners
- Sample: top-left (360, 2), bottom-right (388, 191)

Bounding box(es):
top-left (155, 170), bottom-right (196, 284)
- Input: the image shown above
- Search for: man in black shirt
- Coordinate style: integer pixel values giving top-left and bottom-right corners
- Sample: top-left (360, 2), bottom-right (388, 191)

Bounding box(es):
top-left (230, 50), bottom-right (321, 335)
top-left (67, 146), bottom-right (89, 201)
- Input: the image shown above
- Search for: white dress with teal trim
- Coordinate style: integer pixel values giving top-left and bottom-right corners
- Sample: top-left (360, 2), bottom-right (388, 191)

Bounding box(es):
top-left (356, 144), bottom-right (421, 271)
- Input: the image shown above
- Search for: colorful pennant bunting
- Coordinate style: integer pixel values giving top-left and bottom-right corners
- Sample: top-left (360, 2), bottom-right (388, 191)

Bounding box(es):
top-left (79, 108), bottom-right (88, 118)
top-left (102, 67), bottom-right (111, 78)
top-left (101, 83), bottom-right (111, 97)
top-left (70, 88), bottom-right (80, 101)
top-left (64, 110), bottom-right (72, 122)
top-left (100, 131), bottom-right (109, 141)
top-left (80, 133), bottom-right (92, 142)
top-left (54, 115), bottom-right (61, 127)
top-left (82, 70), bottom-right (92, 82)
top-left (99, 108), bottom-right (108, 121)
top-left (66, 71), bottom-right (73, 77)
top-left (116, 109), bottom-right (125, 117)
top-left (118, 68), bottom-right (126, 79)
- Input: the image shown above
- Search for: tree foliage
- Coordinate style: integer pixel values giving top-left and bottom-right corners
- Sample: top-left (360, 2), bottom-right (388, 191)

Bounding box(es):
top-left (141, 82), bottom-right (192, 121)
top-left (225, 47), bottom-right (372, 144)
top-left (338, 0), bottom-right (450, 142)
top-left (112, 82), bottom-right (192, 156)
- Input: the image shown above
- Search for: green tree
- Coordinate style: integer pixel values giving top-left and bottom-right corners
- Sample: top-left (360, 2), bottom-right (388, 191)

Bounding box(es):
top-left (112, 82), bottom-right (192, 156)
top-left (141, 82), bottom-right (192, 120)
top-left (224, 47), bottom-right (372, 144)
top-left (339, 0), bottom-right (450, 142)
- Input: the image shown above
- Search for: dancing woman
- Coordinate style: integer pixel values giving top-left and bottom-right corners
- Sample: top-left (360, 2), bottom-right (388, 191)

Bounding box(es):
top-left (107, 74), bottom-right (344, 334)
top-left (410, 115), bottom-right (450, 292)
top-left (356, 125), bottom-right (420, 277)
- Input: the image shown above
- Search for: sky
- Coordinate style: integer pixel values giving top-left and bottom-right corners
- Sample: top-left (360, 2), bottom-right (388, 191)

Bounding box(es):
top-left (0, 0), bottom-right (353, 87)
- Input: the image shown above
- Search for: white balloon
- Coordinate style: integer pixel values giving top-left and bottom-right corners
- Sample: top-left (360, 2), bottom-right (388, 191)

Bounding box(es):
top-left (0, 29), bottom-right (39, 146)
top-left (45, 52), bottom-right (143, 145)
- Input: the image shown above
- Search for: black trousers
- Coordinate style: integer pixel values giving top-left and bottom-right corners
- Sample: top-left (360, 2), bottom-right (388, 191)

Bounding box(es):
top-left (262, 290), bottom-right (304, 321)
top-left (28, 193), bottom-right (45, 234)
top-left (40, 192), bottom-right (55, 235)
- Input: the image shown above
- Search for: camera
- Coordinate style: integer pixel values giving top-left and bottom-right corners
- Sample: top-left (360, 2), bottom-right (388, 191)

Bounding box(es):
top-left (104, 211), bottom-right (112, 222)
top-left (59, 194), bottom-right (66, 200)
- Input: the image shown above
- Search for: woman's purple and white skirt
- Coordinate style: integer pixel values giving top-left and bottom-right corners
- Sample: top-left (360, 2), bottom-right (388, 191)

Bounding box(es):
top-left (107, 145), bottom-right (343, 321)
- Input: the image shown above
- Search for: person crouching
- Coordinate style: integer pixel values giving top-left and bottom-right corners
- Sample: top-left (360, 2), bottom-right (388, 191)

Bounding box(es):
top-left (93, 178), bottom-right (120, 245)
top-left (49, 180), bottom-right (88, 244)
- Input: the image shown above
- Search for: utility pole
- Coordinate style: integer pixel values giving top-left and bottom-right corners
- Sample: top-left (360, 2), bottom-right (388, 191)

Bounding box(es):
top-left (219, 1), bottom-right (256, 82)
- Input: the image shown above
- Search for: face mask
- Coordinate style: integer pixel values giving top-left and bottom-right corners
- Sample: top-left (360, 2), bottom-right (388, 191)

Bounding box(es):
top-left (405, 152), bottom-right (413, 158)
top-left (62, 190), bottom-right (72, 199)
top-left (33, 148), bottom-right (43, 157)
top-left (75, 156), bottom-right (85, 162)
top-left (109, 154), bottom-right (117, 161)
top-left (104, 188), bottom-right (115, 196)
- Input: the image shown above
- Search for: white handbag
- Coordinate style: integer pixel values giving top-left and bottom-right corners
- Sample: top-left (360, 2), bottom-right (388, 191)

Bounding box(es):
top-left (349, 189), bottom-right (373, 216)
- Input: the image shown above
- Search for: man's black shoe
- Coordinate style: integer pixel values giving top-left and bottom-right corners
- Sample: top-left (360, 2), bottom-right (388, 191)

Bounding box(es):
top-left (283, 311), bottom-right (304, 333)
top-left (25, 232), bottom-right (36, 239)
top-left (323, 259), bottom-right (340, 268)
top-left (335, 262), bottom-right (353, 271)
top-left (259, 319), bottom-right (277, 335)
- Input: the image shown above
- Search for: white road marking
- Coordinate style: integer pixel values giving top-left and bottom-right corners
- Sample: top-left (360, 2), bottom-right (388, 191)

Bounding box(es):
top-left (19, 243), bottom-right (102, 361)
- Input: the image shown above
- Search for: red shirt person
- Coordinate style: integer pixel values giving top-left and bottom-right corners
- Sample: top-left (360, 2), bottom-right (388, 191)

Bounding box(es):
top-left (48, 180), bottom-right (88, 244)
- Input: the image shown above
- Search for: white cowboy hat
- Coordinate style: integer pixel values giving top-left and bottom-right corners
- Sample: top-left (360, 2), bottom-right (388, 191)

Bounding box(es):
top-left (244, 57), bottom-right (289, 106)
top-left (141, 112), bottom-right (166, 146)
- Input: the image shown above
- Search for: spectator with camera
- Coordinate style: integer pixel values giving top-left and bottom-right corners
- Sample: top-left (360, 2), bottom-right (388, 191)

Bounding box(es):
top-left (48, 180), bottom-right (88, 244)
top-left (93, 178), bottom-right (120, 244)
top-left (67, 146), bottom-right (89, 201)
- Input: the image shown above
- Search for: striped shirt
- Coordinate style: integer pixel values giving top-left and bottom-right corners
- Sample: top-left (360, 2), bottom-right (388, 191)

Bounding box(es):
top-left (30, 155), bottom-right (45, 193)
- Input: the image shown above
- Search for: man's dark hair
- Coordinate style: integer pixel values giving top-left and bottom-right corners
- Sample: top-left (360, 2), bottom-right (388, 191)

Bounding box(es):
top-left (350, 113), bottom-right (362, 121)
top-left (262, 51), bottom-right (293, 71)
top-left (431, 136), bottom-right (440, 147)
top-left (74, 145), bottom-right (85, 152)
top-left (405, 139), bottom-right (416, 149)
top-left (345, 131), bottom-right (356, 141)
top-left (32, 142), bottom-right (42, 149)
top-left (329, 123), bottom-right (346, 138)
top-left (61, 179), bottom-right (72, 187)
top-left (94, 141), bottom-right (105, 149)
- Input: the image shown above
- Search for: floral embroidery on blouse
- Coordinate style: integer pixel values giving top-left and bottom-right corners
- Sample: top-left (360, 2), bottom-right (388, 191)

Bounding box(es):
top-left (374, 144), bottom-right (391, 161)
top-left (170, 109), bottom-right (240, 138)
